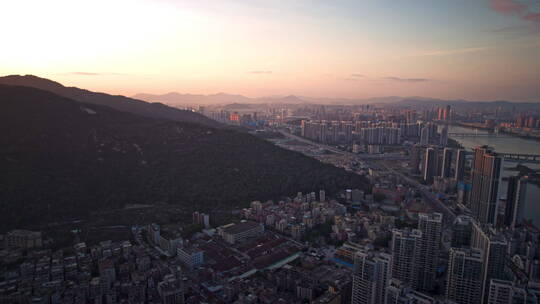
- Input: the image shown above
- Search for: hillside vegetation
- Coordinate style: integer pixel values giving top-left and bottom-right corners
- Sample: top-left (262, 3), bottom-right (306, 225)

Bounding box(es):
top-left (0, 85), bottom-right (369, 230)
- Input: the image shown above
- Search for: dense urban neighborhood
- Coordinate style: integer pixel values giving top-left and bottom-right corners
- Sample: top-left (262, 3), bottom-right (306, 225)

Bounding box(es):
top-left (3, 96), bottom-right (540, 304)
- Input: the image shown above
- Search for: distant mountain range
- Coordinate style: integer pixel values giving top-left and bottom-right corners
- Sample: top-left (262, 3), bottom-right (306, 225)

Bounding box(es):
top-left (0, 75), bottom-right (221, 128)
top-left (132, 92), bottom-right (313, 106)
top-left (133, 92), bottom-right (253, 105)
top-left (133, 92), bottom-right (381, 106)
top-left (0, 82), bottom-right (368, 231)
top-left (134, 92), bottom-right (539, 108)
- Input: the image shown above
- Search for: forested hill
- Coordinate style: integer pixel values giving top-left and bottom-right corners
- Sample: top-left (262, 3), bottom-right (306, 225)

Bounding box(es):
top-left (0, 74), bottom-right (222, 128)
top-left (0, 85), bottom-right (369, 230)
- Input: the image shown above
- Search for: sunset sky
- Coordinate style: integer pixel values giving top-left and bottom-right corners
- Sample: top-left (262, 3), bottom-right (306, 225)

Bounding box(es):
top-left (2, 0), bottom-right (540, 101)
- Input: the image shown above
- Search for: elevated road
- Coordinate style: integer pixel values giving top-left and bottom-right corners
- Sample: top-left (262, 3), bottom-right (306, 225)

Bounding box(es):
top-left (277, 131), bottom-right (408, 160)
top-left (276, 130), bottom-right (455, 225)
top-left (499, 153), bottom-right (540, 163)
top-left (376, 162), bottom-right (456, 226)
top-left (451, 150), bottom-right (540, 164)
top-left (277, 130), bottom-right (346, 155)
top-left (448, 133), bottom-right (510, 138)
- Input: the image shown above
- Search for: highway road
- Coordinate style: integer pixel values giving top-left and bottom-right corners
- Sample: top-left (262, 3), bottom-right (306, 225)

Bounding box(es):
top-left (277, 130), bottom-right (345, 154)
top-left (278, 130), bottom-right (408, 161)
top-left (376, 162), bottom-right (456, 226)
top-left (276, 130), bottom-right (456, 226)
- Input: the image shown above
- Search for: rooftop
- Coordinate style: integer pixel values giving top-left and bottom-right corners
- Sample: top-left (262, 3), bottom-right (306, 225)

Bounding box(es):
top-left (6, 230), bottom-right (41, 237)
top-left (222, 221), bottom-right (261, 235)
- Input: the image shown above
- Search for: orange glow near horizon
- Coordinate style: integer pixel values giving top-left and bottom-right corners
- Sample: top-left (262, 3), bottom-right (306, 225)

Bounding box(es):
top-left (1, 0), bottom-right (540, 101)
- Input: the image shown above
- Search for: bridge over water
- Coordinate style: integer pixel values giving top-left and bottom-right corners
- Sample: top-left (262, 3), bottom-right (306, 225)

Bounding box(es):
top-left (499, 153), bottom-right (540, 164)
top-left (457, 150), bottom-right (540, 164)
top-left (448, 133), bottom-right (511, 138)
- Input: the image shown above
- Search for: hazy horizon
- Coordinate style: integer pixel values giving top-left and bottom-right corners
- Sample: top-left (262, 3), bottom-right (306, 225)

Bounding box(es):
top-left (4, 74), bottom-right (539, 104)
top-left (131, 90), bottom-right (536, 103)
top-left (2, 0), bottom-right (540, 101)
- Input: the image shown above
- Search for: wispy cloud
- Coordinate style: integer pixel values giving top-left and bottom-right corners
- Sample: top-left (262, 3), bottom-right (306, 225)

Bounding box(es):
top-left (67, 72), bottom-right (123, 76)
top-left (248, 70), bottom-right (272, 74)
top-left (71, 72), bottom-right (101, 76)
top-left (491, 24), bottom-right (540, 36)
top-left (490, 0), bottom-right (540, 23)
top-left (383, 77), bottom-right (431, 83)
top-left (490, 0), bottom-right (526, 15)
top-left (343, 74), bottom-right (431, 83)
top-left (525, 12), bottom-right (540, 22)
top-left (343, 73), bottom-right (365, 81)
top-left (492, 24), bottom-right (530, 33)
top-left (413, 39), bottom-right (540, 57)
top-left (418, 46), bottom-right (494, 57)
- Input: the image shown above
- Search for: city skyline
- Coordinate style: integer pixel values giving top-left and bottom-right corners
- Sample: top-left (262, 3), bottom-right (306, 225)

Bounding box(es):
top-left (2, 0), bottom-right (540, 101)
top-left (3, 1), bottom-right (540, 303)
top-left (3, 76), bottom-right (540, 303)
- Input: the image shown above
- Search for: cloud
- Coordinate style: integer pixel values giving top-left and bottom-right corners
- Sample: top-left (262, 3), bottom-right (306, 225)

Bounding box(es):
top-left (491, 24), bottom-right (540, 36)
top-left (248, 70), bottom-right (272, 74)
top-left (490, 0), bottom-right (526, 15)
top-left (71, 72), bottom-right (101, 76)
top-left (490, 0), bottom-right (540, 23)
top-left (67, 72), bottom-right (123, 76)
top-left (343, 73), bottom-right (365, 81)
top-left (383, 77), bottom-right (431, 83)
top-left (525, 12), bottom-right (540, 22)
top-left (419, 46), bottom-right (494, 56)
top-left (492, 24), bottom-right (530, 33)
top-left (414, 39), bottom-right (540, 57)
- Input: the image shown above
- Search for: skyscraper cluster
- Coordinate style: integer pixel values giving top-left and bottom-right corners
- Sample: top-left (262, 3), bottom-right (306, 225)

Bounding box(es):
top-left (420, 147), bottom-right (458, 185)
top-left (359, 127), bottom-right (402, 145)
top-left (351, 210), bottom-right (540, 304)
top-left (418, 145), bottom-right (529, 231)
top-left (390, 213), bottom-right (443, 292)
top-left (352, 213), bottom-right (443, 304)
top-left (300, 117), bottom-right (457, 147)
top-left (300, 120), bottom-right (355, 144)
top-left (437, 105), bottom-right (452, 121)
top-left (444, 212), bottom-right (540, 304)
top-left (515, 115), bottom-right (540, 129)
top-left (419, 123), bottom-right (438, 146)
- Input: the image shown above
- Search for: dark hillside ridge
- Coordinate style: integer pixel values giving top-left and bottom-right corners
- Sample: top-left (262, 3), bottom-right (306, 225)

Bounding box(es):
top-left (0, 85), bottom-right (369, 230)
top-left (0, 75), bottom-right (221, 128)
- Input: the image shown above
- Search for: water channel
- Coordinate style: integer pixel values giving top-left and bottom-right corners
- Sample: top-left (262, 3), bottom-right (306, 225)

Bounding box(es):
top-left (447, 125), bottom-right (540, 225)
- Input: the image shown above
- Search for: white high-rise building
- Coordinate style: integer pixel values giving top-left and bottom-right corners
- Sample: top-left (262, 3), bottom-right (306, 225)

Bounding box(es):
top-left (391, 228), bottom-right (422, 285)
top-left (352, 250), bottom-right (392, 304)
top-left (469, 146), bottom-right (502, 226)
top-left (420, 126), bottom-right (429, 145)
top-left (446, 247), bottom-right (484, 304)
top-left (471, 221), bottom-right (508, 303)
top-left (415, 213), bottom-right (443, 291)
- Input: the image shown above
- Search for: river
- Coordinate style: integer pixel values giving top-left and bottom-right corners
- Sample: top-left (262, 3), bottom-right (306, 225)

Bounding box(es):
top-left (447, 125), bottom-right (540, 226)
